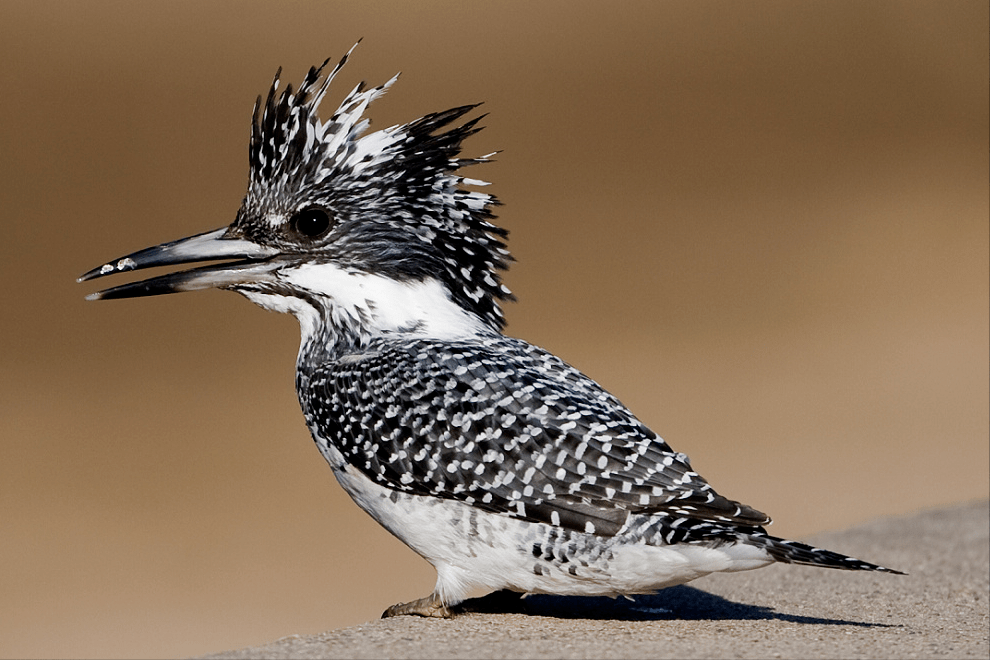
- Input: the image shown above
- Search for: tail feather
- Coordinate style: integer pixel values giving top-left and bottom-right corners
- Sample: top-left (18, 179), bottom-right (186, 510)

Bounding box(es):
top-left (747, 533), bottom-right (905, 574)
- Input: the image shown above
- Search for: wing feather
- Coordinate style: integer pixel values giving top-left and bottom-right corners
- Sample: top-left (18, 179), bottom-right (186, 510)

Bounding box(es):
top-left (304, 336), bottom-right (769, 537)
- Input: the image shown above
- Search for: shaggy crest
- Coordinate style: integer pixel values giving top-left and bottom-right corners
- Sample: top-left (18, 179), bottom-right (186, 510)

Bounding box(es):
top-left (236, 44), bottom-right (513, 330)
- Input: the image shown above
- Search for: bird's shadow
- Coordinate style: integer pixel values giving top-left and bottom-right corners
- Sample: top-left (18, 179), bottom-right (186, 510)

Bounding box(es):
top-left (453, 587), bottom-right (893, 628)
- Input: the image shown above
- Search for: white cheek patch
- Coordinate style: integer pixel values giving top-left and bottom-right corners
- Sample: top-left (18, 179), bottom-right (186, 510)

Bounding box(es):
top-left (282, 262), bottom-right (489, 341)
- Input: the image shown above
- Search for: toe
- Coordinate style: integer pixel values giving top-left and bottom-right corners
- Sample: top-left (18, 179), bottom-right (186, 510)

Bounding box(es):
top-left (381, 594), bottom-right (451, 618)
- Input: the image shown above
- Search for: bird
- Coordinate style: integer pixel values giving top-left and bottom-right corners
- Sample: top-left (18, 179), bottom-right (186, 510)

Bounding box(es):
top-left (79, 45), bottom-right (902, 619)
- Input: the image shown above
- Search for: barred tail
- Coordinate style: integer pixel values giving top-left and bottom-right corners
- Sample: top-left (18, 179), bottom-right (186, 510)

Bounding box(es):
top-left (746, 533), bottom-right (905, 574)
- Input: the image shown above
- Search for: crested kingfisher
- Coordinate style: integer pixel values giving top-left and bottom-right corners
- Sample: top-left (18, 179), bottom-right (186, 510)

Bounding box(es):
top-left (80, 45), bottom-right (902, 618)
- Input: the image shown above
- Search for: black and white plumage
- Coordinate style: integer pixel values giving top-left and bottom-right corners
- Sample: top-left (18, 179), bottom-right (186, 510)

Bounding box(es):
top-left (80, 46), bottom-right (902, 618)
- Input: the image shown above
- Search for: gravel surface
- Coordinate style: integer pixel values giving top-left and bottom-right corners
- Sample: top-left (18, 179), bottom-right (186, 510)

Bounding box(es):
top-left (204, 500), bottom-right (988, 659)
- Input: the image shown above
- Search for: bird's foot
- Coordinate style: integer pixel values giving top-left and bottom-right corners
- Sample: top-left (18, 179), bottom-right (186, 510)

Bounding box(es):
top-left (382, 593), bottom-right (451, 619)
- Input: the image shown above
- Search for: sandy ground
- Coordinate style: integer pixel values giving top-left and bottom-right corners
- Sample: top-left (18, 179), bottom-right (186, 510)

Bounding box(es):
top-left (205, 499), bottom-right (988, 660)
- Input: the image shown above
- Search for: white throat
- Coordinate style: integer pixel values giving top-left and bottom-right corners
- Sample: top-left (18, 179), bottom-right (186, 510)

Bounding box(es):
top-left (241, 262), bottom-right (492, 349)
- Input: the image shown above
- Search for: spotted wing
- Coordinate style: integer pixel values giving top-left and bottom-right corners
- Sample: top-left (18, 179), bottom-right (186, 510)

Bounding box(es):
top-left (304, 336), bottom-right (769, 537)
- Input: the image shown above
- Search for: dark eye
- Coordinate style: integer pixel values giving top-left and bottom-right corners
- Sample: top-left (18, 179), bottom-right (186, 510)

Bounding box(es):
top-left (289, 207), bottom-right (334, 240)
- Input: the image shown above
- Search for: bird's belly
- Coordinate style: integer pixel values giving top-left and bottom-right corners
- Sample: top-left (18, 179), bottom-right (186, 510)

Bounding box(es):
top-left (319, 443), bottom-right (772, 604)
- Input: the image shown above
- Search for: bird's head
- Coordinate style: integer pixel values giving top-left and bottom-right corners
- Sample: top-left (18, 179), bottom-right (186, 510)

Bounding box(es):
top-left (80, 45), bottom-right (513, 350)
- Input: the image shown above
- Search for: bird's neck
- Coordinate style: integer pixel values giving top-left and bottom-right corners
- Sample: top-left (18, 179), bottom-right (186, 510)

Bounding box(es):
top-left (240, 262), bottom-right (497, 370)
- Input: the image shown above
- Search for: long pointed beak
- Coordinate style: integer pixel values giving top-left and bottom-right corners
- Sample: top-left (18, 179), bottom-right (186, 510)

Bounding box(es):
top-left (79, 228), bottom-right (280, 300)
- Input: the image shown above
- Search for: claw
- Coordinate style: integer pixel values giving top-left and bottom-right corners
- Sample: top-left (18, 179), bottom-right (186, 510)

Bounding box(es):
top-left (382, 593), bottom-right (452, 618)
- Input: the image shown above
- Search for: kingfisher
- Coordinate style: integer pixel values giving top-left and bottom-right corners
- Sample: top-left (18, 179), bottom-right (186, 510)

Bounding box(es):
top-left (80, 45), bottom-right (902, 618)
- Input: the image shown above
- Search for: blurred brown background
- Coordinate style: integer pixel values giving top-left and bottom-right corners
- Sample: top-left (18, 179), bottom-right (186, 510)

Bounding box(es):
top-left (1, 1), bottom-right (986, 658)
